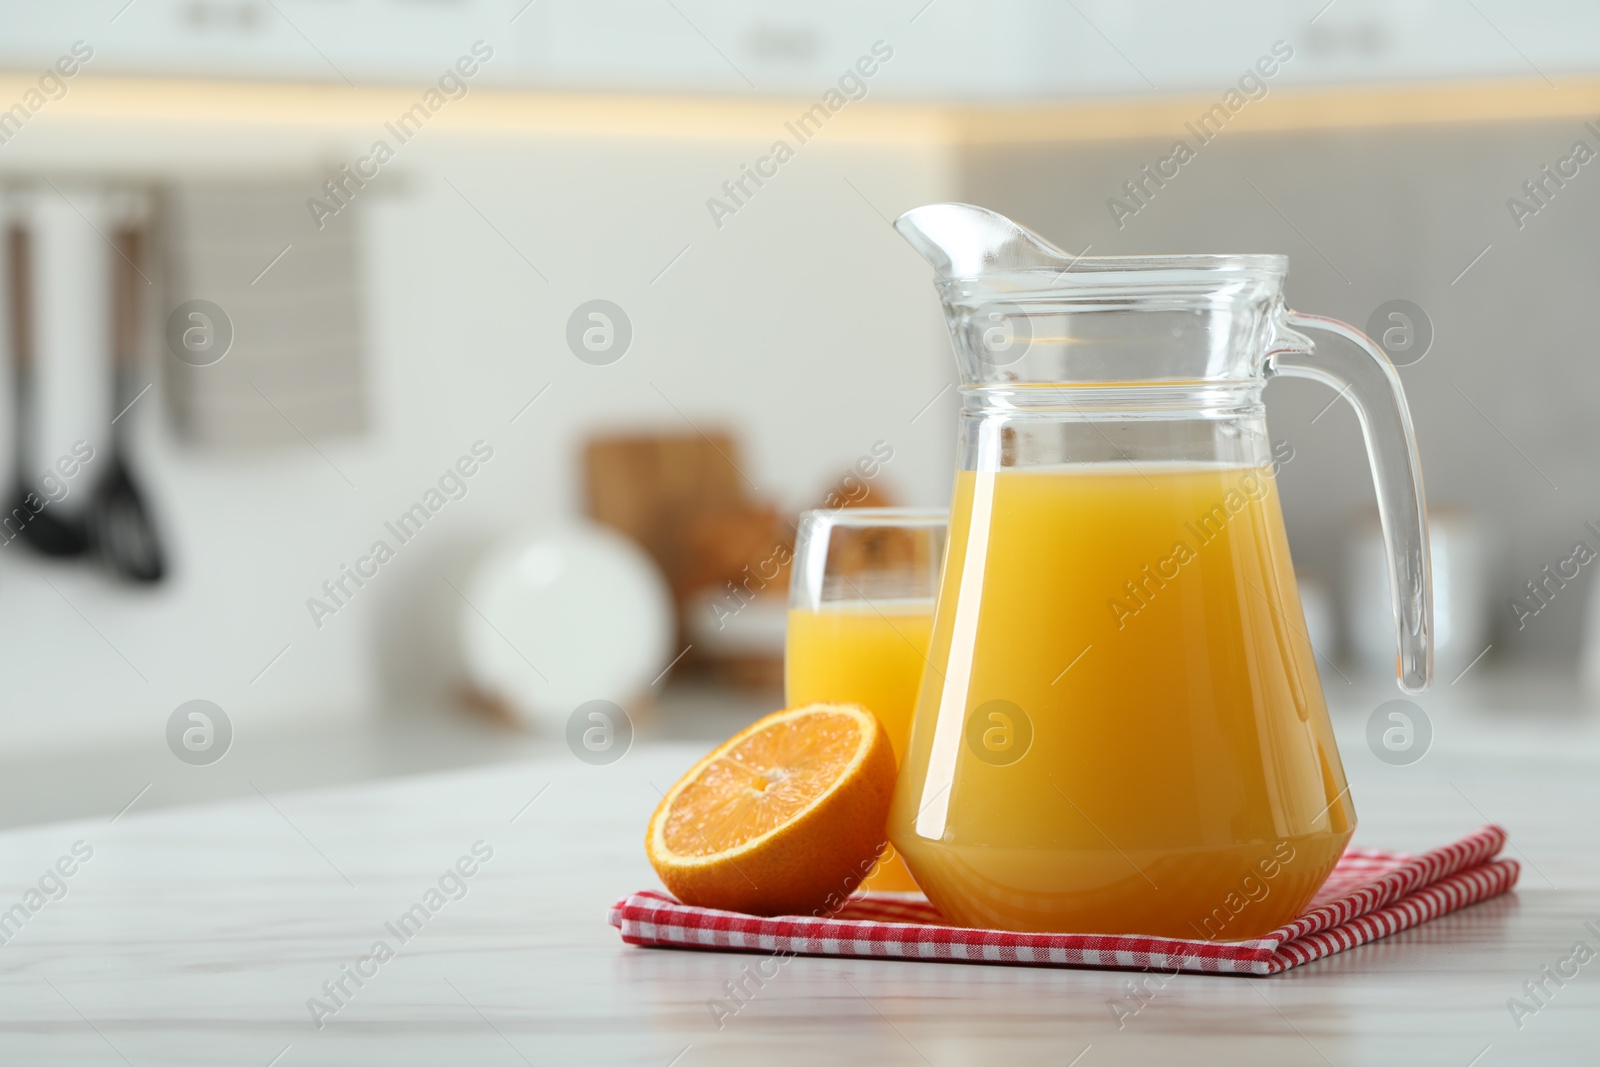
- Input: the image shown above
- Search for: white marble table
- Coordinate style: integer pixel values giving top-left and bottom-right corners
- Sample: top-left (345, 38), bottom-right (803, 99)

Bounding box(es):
top-left (2, 697), bottom-right (1599, 1066)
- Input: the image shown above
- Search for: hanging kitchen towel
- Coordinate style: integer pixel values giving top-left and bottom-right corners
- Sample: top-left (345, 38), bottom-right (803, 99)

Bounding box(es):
top-left (162, 179), bottom-right (365, 446)
top-left (608, 824), bottom-right (1518, 976)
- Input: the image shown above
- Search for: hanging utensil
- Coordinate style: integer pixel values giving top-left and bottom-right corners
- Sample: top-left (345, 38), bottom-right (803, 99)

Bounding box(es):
top-left (86, 222), bottom-right (166, 583)
top-left (5, 222), bottom-right (89, 558)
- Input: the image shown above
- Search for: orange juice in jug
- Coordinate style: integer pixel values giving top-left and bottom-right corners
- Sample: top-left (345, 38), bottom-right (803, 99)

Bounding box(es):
top-left (888, 461), bottom-right (1356, 938)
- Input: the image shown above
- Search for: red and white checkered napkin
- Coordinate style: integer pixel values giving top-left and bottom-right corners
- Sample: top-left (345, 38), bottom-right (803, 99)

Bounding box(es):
top-left (608, 825), bottom-right (1518, 976)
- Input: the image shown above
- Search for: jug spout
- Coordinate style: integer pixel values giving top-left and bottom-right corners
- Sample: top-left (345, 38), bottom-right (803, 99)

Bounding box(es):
top-left (894, 203), bottom-right (1078, 280)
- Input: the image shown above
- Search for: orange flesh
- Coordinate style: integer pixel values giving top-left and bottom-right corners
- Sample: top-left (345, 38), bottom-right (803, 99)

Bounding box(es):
top-left (663, 711), bottom-right (863, 857)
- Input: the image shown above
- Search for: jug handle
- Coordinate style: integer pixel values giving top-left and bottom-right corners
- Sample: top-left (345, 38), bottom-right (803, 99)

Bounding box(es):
top-left (1266, 310), bottom-right (1433, 693)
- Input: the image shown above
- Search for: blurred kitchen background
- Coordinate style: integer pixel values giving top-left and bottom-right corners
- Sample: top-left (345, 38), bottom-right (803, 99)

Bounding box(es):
top-left (2, 0), bottom-right (1598, 826)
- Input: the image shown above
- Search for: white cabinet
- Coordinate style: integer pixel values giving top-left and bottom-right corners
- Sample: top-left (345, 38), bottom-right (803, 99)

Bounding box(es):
top-left (0, 0), bottom-right (1593, 98)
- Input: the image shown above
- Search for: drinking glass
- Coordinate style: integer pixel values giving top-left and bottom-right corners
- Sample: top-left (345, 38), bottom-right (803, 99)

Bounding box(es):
top-left (785, 507), bottom-right (946, 893)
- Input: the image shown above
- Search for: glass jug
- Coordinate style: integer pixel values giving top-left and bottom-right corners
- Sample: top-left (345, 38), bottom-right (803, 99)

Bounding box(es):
top-left (886, 203), bottom-right (1431, 940)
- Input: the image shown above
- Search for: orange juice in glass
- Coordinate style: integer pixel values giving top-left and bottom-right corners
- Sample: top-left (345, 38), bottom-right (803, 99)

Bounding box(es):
top-left (785, 508), bottom-right (946, 893)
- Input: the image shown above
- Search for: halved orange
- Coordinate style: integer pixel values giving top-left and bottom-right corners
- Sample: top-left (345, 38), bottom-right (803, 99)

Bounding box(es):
top-left (646, 703), bottom-right (896, 916)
